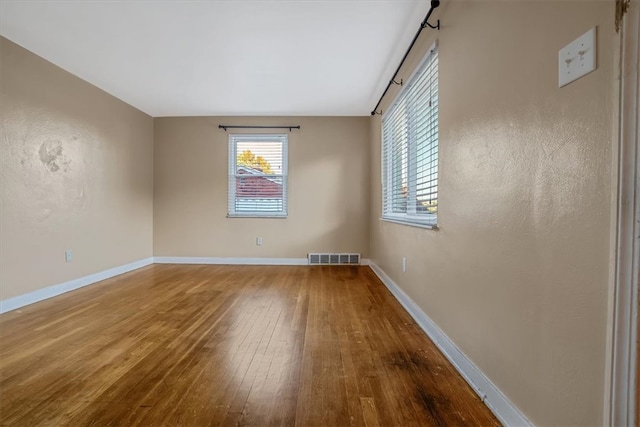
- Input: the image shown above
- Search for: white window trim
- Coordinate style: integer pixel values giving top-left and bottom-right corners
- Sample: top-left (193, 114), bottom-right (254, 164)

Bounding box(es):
top-left (380, 215), bottom-right (438, 230)
top-left (227, 133), bottom-right (288, 218)
top-left (381, 41), bottom-right (439, 228)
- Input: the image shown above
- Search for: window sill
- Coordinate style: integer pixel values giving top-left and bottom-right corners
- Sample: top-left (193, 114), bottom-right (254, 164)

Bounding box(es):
top-left (227, 214), bottom-right (288, 219)
top-left (380, 217), bottom-right (438, 230)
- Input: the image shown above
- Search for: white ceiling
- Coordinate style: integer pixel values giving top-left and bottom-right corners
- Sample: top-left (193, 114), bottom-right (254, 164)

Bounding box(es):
top-left (0, 1), bottom-right (432, 117)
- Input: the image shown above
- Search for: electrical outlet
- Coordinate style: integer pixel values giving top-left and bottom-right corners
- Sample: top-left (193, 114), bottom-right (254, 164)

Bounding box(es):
top-left (402, 257), bottom-right (407, 273)
top-left (65, 249), bottom-right (73, 263)
top-left (256, 237), bottom-right (263, 246)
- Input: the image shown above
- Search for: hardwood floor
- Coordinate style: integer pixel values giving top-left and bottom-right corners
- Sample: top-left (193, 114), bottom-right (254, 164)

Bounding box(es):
top-left (0, 265), bottom-right (500, 426)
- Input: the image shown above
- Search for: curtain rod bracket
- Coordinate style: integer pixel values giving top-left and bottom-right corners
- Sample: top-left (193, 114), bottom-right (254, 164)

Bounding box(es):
top-left (370, 0), bottom-right (441, 115)
top-left (391, 79), bottom-right (403, 86)
top-left (423, 19), bottom-right (440, 30)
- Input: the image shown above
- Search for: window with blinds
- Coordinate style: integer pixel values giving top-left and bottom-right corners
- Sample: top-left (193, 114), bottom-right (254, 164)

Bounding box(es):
top-left (228, 134), bottom-right (288, 217)
top-left (382, 44), bottom-right (438, 227)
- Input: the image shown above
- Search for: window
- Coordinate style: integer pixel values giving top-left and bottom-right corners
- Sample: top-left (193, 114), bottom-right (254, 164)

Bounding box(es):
top-left (228, 134), bottom-right (288, 217)
top-left (382, 44), bottom-right (438, 227)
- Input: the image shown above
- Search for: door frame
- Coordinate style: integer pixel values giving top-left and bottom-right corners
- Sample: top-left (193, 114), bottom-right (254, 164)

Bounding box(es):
top-left (607, 0), bottom-right (639, 425)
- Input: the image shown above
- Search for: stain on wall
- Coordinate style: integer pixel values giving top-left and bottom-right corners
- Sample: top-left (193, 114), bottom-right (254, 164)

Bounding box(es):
top-left (0, 36), bottom-right (154, 300)
top-left (38, 138), bottom-right (70, 172)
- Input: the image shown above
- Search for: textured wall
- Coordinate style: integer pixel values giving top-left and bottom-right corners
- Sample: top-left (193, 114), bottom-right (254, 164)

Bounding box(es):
top-left (369, 1), bottom-right (614, 425)
top-left (154, 116), bottom-right (370, 258)
top-left (0, 37), bottom-right (154, 301)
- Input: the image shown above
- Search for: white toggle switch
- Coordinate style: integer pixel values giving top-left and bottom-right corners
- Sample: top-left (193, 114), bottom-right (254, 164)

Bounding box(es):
top-left (559, 27), bottom-right (596, 87)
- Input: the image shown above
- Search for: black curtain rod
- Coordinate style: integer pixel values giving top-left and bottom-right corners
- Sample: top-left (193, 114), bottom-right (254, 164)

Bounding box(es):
top-left (218, 125), bottom-right (301, 132)
top-left (370, 0), bottom-right (441, 116)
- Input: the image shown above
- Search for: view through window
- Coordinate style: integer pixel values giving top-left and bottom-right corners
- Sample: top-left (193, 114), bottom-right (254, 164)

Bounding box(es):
top-left (228, 134), bottom-right (288, 217)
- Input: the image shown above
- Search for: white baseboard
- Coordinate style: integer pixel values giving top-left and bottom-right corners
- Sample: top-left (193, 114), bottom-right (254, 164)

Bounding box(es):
top-left (154, 256), bottom-right (372, 266)
top-left (368, 262), bottom-right (533, 427)
top-left (0, 257), bottom-right (154, 314)
top-left (153, 256), bottom-right (309, 265)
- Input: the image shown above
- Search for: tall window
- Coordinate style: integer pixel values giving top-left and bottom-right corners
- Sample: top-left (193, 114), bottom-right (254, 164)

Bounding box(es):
top-left (382, 44), bottom-right (438, 227)
top-left (228, 134), bottom-right (288, 217)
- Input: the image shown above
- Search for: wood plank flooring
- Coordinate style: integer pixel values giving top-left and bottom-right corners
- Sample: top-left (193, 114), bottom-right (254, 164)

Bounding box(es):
top-left (0, 265), bottom-right (500, 426)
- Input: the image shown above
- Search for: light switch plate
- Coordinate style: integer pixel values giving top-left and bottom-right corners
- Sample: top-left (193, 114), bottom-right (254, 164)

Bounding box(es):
top-left (559, 27), bottom-right (596, 87)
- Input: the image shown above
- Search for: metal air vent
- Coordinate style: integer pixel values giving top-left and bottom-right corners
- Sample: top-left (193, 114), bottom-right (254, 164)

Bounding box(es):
top-left (308, 253), bottom-right (360, 265)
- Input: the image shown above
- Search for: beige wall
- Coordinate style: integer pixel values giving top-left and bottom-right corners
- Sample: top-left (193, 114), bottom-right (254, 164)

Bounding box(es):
top-left (154, 116), bottom-right (370, 258)
top-left (0, 1), bottom-right (619, 423)
top-left (0, 37), bottom-right (154, 301)
top-left (370, 1), bottom-right (614, 425)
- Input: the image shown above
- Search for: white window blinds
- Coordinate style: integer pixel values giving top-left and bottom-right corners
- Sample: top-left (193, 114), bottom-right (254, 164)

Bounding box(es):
top-left (228, 134), bottom-right (288, 217)
top-left (382, 44), bottom-right (438, 227)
